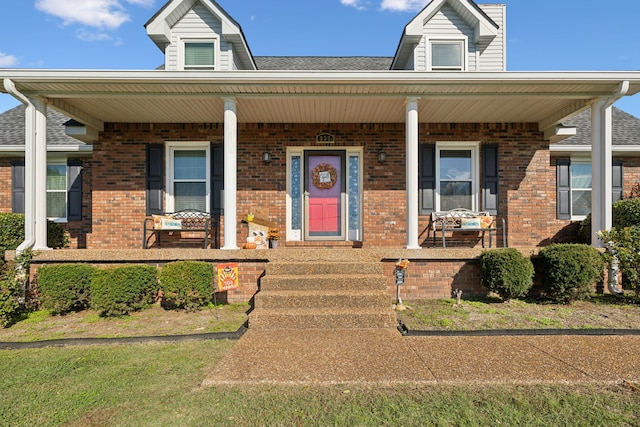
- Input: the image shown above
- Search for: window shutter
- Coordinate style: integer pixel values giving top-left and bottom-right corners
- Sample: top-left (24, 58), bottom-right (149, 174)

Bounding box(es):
top-left (12, 160), bottom-right (25, 214)
top-left (612, 160), bottom-right (623, 203)
top-left (418, 144), bottom-right (436, 215)
top-left (210, 142), bottom-right (224, 219)
top-left (67, 160), bottom-right (83, 221)
top-left (146, 144), bottom-right (164, 215)
top-left (482, 144), bottom-right (499, 215)
top-left (556, 159), bottom-right (571, 219)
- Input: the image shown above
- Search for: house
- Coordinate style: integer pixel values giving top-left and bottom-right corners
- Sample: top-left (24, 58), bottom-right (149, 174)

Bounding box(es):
top-left (1, 0), bottom-right (640, 300)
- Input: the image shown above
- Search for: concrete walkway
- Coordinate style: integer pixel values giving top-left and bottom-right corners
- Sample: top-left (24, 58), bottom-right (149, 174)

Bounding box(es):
top-left (202, 329), bottom-right (640, 386)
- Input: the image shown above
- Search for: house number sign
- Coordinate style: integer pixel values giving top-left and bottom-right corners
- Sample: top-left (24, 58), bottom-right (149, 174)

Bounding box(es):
top-left (316, 133), bottom-right (335, 144)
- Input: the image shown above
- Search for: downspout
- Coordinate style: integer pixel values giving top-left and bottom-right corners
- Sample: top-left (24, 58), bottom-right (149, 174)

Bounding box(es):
top-left (3, 79), bottom-right (35, 254)
top-left (593, 81), bottom-right (629, 295)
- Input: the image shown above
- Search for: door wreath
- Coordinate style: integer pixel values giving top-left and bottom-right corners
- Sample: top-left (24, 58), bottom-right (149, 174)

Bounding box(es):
top-left (311, 163), bottom-right (338, 190)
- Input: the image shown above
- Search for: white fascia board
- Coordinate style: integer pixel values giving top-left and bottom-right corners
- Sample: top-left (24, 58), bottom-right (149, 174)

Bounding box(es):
top-left (0, 145), bottom-right (92, 153)
top-left (550, 144), bottom-right (640, 155)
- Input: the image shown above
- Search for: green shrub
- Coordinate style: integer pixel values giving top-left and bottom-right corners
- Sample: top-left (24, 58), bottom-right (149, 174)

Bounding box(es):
top-left (0, 214), bottom-right (68, 260)
top-left (159, 261), bottom-right (214, 312)
top-left (537, 244), bottom-right (604, 304)
top-left (91, 265), bottom-right (158, 317)
top-left (480, 248), bottom-right (534, 302)
top-left (37, 264), bottom-right (96, 314)
top-left (599, 226), bottom-right (640, 298)
top-left (0, 261), bottom-right (22, 328)
top-left (579, 198), bottom-right (640, 243)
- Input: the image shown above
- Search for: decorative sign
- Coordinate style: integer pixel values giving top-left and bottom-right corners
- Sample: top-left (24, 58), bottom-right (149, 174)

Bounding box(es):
top-left (395, 267), bottom-right (406, 286)
top-left (316, 133), bottom-right (335, 144)
top-left (217, 262), bottom-right (239, 292)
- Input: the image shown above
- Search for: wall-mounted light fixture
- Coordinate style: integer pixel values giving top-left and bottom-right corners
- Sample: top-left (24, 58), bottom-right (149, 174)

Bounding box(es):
top-left (378, 149), bottom-right (387, 163)
top-left (263, 148), bottom-right (272, 163)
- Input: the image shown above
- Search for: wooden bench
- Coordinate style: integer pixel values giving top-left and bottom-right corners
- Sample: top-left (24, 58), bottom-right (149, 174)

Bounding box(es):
top-left (143, 209), bottom-right (217, 249)
top-left (430, 208), bottom-right (506, 248)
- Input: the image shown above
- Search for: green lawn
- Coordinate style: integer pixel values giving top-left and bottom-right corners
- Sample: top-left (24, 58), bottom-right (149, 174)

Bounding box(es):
top-left (1, 341), bottom-right (639, 426)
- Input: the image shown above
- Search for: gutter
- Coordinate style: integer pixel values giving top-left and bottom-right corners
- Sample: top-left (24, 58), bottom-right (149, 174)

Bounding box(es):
top-left (3, 79), bottom-right (35, 254)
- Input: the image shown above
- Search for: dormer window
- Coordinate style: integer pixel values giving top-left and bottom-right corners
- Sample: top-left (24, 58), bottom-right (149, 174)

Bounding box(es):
top-left (181, 39), bottom-right (216, 70)
top-left (430, 40), bottom-right (465, 71)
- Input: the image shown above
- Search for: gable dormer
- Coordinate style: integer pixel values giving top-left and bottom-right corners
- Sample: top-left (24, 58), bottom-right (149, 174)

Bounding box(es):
top-left (392, 0), bottom-right (504, 71)
top-left (145, 0), bottom-right (256, 71)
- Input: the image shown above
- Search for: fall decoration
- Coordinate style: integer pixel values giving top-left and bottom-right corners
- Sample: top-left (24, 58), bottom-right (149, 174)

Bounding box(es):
top-left (311, 163), bottom-right (338, 190)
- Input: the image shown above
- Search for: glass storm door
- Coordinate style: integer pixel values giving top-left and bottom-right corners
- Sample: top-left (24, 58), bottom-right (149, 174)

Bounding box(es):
top-left (304, 151), bottom-right (346, 240)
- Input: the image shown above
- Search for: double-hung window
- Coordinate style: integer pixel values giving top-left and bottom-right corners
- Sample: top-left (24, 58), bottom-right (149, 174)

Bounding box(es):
top-left (166, 142), bottom-right (210, 212)
top-left (436, 143), bottom-right (479, 211)
top-left (181, 39), bottom-right (216, 70)
top-left (570, 162), bottom-right (592, 218)
top-left (46, 163), bottom-right (67, 220)
top-left (430, 40), bottom-right (465, 71)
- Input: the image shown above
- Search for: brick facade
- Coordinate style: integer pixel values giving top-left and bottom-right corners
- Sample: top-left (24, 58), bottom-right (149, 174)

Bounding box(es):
top-left (2, 121), bottom-right (639, 250)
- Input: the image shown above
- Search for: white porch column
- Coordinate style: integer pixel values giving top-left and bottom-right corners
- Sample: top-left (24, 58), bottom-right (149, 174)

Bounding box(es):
top-left (32, 98), bottom-right (50, 250)
top-left (222, 97), bottom-right (239, 250)
top-left (405, 97), bottom-right (421, 249)
top-left (590, 100), bottom-right (612, 248)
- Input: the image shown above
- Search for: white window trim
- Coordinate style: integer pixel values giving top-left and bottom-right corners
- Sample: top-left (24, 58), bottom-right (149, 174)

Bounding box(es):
top-left (428, 37), bottom-right (468, 71)
top-left (46, 157), bottom-right (68, 223)
top-left (165, 141), bottom-right (211, 213)
top-left (178, 35), bottom-right (219, 71)
top-left (570, 157), bottom-right (592, 221)
top-left (435, 142), bottom-right (480, 211)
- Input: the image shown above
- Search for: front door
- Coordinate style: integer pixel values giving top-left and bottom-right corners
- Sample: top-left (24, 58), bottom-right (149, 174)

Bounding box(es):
top-left (304, 151), bottom-right (345, 240)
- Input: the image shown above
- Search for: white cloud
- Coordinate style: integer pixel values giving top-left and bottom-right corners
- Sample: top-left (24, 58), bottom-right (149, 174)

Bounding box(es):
top-left (380, 0), bottom-right (428, 12)
top-left (76, 29), bottom-right (114, 42)
top-left (34, 0), bottom-right (154, 29)
top-left (341, 0), bottom-right (367, 10)
top-left (0, 53), bottom-right (18, 67)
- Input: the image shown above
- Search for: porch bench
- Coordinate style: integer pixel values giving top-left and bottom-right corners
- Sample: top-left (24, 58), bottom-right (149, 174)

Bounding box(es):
top-left (143, 209), bottom-right (216, 249)
top-left (430, 208), bottom-right (506, 248)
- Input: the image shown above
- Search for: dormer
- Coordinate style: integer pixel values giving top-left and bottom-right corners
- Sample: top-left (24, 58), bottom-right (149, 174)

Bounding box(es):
top-left (392, 0), bottom-right (505, 71)
top-left (145, 0), bottom-right (256, 71)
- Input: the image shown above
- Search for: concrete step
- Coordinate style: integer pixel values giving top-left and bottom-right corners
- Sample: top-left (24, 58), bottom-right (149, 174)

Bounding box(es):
top-left (253, 289), bottom-right (390, 309)
top-left (248, 308), bottom-right (397, 330)
top-left (259, 274), bottom-right (388, 291)
top-left (266, 261), bottom-right (382, 276)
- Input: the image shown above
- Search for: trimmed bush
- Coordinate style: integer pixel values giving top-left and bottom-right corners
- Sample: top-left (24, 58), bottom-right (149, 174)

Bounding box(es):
top-left (0, 262), bottom-right (22, 328)
top-left (537, 244), bottom-right (604, 304)
top-left (480, 248), bottom-right (534, 302)
top-left (0, 214), bottom-right (68, 261)
top-left (37, 264), bottom-right (96, 314)
top-left (579, 198), bottom-right (640, 243)
top-left (91, 265), bottom-right (158, 317)
top-left (159, 261), bottom-right (214, 311)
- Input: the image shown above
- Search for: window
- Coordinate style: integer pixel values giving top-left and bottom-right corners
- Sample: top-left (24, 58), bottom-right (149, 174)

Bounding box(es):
top-left (166, 142), bottom-right (210, 212)
top-left (436, 144), bottom-right (479, 211)
top-left (556, 159), bottom-right (623, 220)
top-left (182, 40), bottom-right (215, 70)
top-left (431, 41), bottom-right (464, 71)
top-left (46, 163), bottom-right (67, 220)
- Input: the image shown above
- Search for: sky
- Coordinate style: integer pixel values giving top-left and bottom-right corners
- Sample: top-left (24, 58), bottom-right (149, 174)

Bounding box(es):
top-left (1, 0), bottom-right (640, 117)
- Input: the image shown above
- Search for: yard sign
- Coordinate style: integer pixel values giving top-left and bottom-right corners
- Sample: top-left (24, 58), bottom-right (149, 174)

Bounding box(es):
top-left (217, 262), bottom-right (239, 292)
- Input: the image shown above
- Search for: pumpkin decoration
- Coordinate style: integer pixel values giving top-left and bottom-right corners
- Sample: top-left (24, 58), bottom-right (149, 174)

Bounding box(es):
top-left (311, 163), bottom-right (338, 190)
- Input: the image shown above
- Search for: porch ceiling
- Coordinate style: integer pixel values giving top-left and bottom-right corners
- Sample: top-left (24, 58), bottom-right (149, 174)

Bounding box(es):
top-left (3, 70), bottom-right (640, 132)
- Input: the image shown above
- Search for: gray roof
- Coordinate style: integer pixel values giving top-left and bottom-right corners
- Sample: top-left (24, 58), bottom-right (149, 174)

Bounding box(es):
top-left (254, 56), bottom-right (393, 71)
top-left (0, 105), bottom-right (86, 147)
top-left (559, 107), bottom-right (640, 146)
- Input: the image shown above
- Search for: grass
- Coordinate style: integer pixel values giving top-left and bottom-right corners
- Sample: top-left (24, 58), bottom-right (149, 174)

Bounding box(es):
top-left (1, 341), bottom-right (639, 426)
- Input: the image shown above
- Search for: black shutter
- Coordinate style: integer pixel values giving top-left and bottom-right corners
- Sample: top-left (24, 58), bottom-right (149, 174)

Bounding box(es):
top-left (146, 144), bottom-right (164, 215)
top-left (418, 144), bottom-right (436, 215)
top-left (210, 142), bottom-right (224, 219)
top-left (556, 159), bottom-right (571, 220)
top-left (612, 160), bottom-right (623, 203)
top-left (12, 160), bottom-right (25, 214)
top-left (67, 160), bottom-right (83, 221)
top-left (482, 144), bottom-right (499, 215)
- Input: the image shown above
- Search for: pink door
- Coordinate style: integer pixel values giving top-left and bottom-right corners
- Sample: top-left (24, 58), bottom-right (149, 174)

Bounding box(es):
top-left (305, 152), bottom-right (345, 239)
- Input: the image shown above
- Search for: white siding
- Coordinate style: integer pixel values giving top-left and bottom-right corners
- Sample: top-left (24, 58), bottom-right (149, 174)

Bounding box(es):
top-left (478, 5), bottom-right (506, 71)
top-left (165, 3), bottom-right (235, 71)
